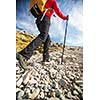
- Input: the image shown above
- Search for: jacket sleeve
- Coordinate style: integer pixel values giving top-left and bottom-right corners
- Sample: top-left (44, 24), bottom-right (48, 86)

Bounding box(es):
top-left (53, 0), bottom-right (67, 20)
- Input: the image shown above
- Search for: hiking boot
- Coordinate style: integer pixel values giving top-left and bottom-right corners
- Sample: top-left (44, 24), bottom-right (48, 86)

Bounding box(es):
top-left (16, 53), bottom-right (27, 70)
top-left (41, 58), bottom-right (50, 65)
top-left (42, 57), bottom-right (50, 62)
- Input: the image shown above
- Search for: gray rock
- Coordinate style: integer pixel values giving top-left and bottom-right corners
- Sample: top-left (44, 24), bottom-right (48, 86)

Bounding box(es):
top-left (55, 90), bottom-right (61, 98)
top-left (50, 92), bottom-right (56, 97)
top-left (30, 88), bottom-right (40, 99)
top-left (45, 75), bottom-right (50, 83)
top-left (73, 90), bottom-right (79, 95)
top-left (51, 81), bottom-right (59, 89)
top-left (16, 77), bottom-right (23, 87)
top-left (33, 50), bottom-right (39, 55)
top-left (29, 78), bottom-right (38, 86)
top-left (23, 70), bottom-right (33, 85)
top-left (60, 94), bottom-right (71, 100)
top-left (49, 68), bottom-right (57, 79)
top-left (40, 91), bottom-right (45, 99)
top-left (65, 91), bottom-right (72, 99)
top-left (47, 84), bottom-right (51, 91)
top-left (43, 85), bottom-right (49, 93)
top-left (16, 90), bottom-right (24, 100)
top-left (58, 79), bottom-right (67, 88)
top-left (75, 80), bottom-right (83, 84)
top-left (59, 70), bottom-right (65, 76)
top-left (73, 83), bottom-right (82, 94)
top-left (16, 88), bottom-right (22, 92)
top-left (49, 97), bottom-right (60, 100)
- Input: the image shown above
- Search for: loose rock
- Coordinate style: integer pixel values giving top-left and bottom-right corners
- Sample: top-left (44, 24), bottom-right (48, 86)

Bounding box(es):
top-left (16, 32), bottom-right (83, 100)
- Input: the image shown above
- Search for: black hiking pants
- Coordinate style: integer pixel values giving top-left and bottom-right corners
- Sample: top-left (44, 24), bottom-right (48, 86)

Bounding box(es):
top-left (19, 15), bottom-right (51, 61)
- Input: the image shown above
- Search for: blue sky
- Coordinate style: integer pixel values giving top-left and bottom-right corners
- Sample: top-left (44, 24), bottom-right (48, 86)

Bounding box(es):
top-left (16, 0), bottom-right (83, 46)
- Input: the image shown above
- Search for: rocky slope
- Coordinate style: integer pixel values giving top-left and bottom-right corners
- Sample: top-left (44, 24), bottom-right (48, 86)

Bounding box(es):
top-left (16, 31), bottom-right (83, 100)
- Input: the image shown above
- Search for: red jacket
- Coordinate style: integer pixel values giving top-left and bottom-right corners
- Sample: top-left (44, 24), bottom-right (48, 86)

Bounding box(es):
top-left (45, 0), bottom-right (67, 20)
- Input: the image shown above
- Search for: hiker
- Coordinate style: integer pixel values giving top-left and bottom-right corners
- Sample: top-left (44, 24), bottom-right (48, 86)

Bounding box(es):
top-left (17, 0), bottom-right (69, 67)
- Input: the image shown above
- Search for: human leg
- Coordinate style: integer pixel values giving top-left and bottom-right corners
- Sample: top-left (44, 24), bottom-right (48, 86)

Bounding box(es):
top-left (19, 16), bottom-right (50, 60)
top-left (43, 35), bottom-right (51, 62)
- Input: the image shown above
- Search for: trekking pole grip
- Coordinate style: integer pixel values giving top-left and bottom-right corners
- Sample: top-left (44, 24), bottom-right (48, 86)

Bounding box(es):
top-left (66, 15), bottom-right (69, 21)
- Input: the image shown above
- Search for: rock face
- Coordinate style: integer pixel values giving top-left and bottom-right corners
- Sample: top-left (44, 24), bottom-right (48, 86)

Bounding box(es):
top-left (16, 31), bottom-right (83, 100)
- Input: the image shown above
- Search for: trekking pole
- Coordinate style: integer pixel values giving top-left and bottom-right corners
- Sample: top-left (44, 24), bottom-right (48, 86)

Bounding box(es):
top-left (61, 18), bottom-right (69, 64)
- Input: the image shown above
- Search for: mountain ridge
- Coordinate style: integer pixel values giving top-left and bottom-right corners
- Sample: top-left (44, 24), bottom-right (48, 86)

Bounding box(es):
top-left (16, 30), bottom-right (82, 53)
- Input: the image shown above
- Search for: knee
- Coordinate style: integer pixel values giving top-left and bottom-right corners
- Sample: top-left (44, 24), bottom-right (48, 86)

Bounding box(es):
top-left (38, 33), bottom-right (48, 42)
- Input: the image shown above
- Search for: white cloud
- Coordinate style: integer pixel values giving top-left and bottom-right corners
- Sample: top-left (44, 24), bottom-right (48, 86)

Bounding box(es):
top-left (16, 0), bottom-right (83, 46)
top-left (49, 16), bottom-right (65, 42)
top-left (48, 1), bottom-right (83, 46)
top-left (49, 7), bottom-right (83, 46)
top-left (69, 5), bottom-right (83, 32)
top-left (16, 18), bottom-right (39, 34)
top-left (66, 31), bottom-right (83, 46)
